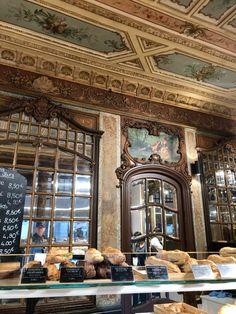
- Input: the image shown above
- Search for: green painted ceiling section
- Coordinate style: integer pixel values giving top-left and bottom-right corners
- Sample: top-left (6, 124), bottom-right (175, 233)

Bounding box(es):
top-left (154, 53), bottom-right (236, 89)
top-left (0, 0), bottom-right (129, 54)
top-left (200, 0), bottom-right (236, 20)
top-left (169, 0), bottom-right (193, 9)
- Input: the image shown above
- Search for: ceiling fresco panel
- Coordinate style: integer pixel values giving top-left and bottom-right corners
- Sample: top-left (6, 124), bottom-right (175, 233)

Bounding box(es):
top-left (153, 52), bottom-right (236, 89)
top-left (199, 0), bottom-right (236, 20)
top-left (0, 0), bottom-right (130, 55)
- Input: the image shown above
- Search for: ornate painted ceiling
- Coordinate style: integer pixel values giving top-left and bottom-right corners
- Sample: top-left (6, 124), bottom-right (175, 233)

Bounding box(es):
top-left (0, 0), bottom-right (236, 121)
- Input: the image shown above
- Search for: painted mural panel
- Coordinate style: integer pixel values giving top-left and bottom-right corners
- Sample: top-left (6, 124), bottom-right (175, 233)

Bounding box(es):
top-left (154, 52), bottom-right (236, 89)
top-left (128, 128), bottom-right (180, 163)
top-left (200, 0), bottom-right (236, 20)
top-left (0, 0), bottom-right (129, 54)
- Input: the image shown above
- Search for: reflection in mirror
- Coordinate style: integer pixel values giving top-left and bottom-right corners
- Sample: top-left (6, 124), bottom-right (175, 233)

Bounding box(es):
top-left (131, 209), bottom-right (146, 236)
top-left (56, 173), bottom-right (73, 193)
top-left (75, 175), bottom-right (91, 195)
top-left (209, 204), bottom-right (217, 222)
top-left (58, 151), bottom-right (74, 170)
top-left (229, 188), bottom-right (236, 204)
top-left (219, 206), bottom-right (230, 223)
top-left (33, 195), bottom-right (52, 218)
top-left (217, 188), bottom-right (227, 203)
top-left (31, 220), bottom-right (50, 244)
top-left (165, 210), bottom-right (179, 238)
top-left (52, 221), bottom-right (70, 244)
top-left (163, 182), bottom-right (177, 210)
top-left (231, 206), bottom-right (236, 221)
top-left (130, 179), bottom-right (145, 208)
top-left (215, 170), bottom-right (225, 186)
top-left (36, 171), bottom-right (54, 192)
top-left (208, 187), bottom-right (217, 202)
top-left (149, 206), bottom-right (162, 233)
top-left (211, 224), bottom-right (232, 242)
top-left (74, 197), bottom-right (90, 218)
top-left (38, 147), bottom-right (56, 168)
top-left (205, 173), bottom-right (215, 185)
top-left (147, 179), bottom-right (161, 203)
top-left (226, 170), bottom-right (235, 185)
top-left (54, 196), bottom-right (72, 218)
top-left (73, 221), bottom-right (89, 244)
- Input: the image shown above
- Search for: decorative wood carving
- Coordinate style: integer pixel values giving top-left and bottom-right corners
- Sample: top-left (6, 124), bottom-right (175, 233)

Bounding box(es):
top-left (116, 117), bottom-right (191, 184)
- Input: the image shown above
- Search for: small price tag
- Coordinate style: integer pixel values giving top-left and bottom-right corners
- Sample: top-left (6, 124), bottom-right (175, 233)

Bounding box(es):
top-left (146, 265), bottom-right (169, 280)
top-left (217, 264), bottom-right (236, 279)
top-left (191, 264), bottom-right (214, 279)
top-left (60, 267), bottom-right (84, 283)
top-left (21, 267), bottom-right (47, 284)
top-left (111, 266), bottom-right (134, 282)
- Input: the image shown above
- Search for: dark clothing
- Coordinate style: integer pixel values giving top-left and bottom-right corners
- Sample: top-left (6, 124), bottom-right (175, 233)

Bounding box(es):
top-left (32, 233), bottom-right (46, 244)
top-left (134, 242), bottom-right (146, 266)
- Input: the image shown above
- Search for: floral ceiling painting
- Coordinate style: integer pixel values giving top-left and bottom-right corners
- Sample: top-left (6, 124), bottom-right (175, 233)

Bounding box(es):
top-left (0, 0), bottom-right (129, 54)
top-left (154, 53), bottom-right (236, 89)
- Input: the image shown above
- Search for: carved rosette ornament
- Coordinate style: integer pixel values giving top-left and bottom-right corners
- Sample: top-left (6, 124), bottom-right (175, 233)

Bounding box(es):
top-left (116, 117), bottom-right (191, 184)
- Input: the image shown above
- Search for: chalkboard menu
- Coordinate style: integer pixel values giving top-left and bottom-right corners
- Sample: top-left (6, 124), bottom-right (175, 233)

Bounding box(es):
top-left (0, 168), bottom-right (26, 254)
top-left (111, 266), bottom-right (134, 282)
top-left (60, 267), bottom-right (84, 283)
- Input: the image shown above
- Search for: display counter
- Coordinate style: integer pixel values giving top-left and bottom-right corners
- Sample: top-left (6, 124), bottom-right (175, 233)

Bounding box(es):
top-left (1, 276), bottom-right (236, 299)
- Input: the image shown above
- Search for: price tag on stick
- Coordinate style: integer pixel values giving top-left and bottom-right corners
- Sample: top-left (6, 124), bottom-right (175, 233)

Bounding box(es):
top-left (191, 264), bottom-right (214, 280)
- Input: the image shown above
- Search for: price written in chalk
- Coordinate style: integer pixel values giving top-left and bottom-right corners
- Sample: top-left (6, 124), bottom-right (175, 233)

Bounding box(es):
top-left (0, 168), bottom-right (26, 254)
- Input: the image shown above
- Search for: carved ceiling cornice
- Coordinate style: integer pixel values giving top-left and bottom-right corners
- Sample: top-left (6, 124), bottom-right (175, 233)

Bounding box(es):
top-left (0, 64), bottom-right (235, 136)
top-left (0, 37), bottom-right (236, 121)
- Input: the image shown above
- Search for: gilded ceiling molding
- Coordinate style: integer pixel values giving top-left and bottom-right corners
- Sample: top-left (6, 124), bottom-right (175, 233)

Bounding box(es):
top-left (60, 0), bottom-right (236, 64)
top-left (0, 64), bottom-right (235, 136)
top-left (0, 42), bottom-right (235, 120)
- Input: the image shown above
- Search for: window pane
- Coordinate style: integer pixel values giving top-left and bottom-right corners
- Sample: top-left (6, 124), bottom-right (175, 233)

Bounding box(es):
top-left (76, 158), bottom-right (91, 173)
top-left (54, 196), bottom-right (72, 218)
top-left (148, 179), bottom-right (161, 204)
top-left (33, 195), bottom-right (52, 218)
top-left (31, 221), bottom-right (50, 245)
top-left (20, 220), bottom-right (29, 245)
top-left (218, 206), bottom-right (230, 223)
top-left (215, 170), bottom-right (225, 186)
top-left (24, 194), bottom-right (32, 217)
top-left (131, 208), bottom-right (146, 236)
top-left (75, 175), bottom-right (91, 195)
top-left (16, 146), bottom-right (36, 167)
top-left (165, 210), bottom-right (179, 238)
top-left (0, 145), bottom-right (15, 164)
top-left (36, 171), bottom-right (54, 192)
top-left (73, 221), bottom-right (89, 244)
top-left (58, 151), bottom-right (74, 170)
top-left (56, 173), bottom-right (73, 193)
top-left (38, 147), bottom-right (56, 168)
top-left (130, 179), bottom-right (145, 208)
top-left (15, 169), bottom-right (33, 192)
top-left (74, 197), bottom-right (90, 218)
top-left (209, 204), bottom-right (217, 222)
top-left (149, 206), bottom-right (162, 233)
top-left (211, 224), bottom-right (232, 242)
top-left (52, 221), bottom-right (70, 244)
top-left (163, 182), bottom-right (177, 210)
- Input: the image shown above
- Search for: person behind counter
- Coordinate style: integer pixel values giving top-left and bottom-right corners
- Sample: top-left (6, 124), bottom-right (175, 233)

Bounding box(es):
top-left (32, 221), bottom-right (47, 244)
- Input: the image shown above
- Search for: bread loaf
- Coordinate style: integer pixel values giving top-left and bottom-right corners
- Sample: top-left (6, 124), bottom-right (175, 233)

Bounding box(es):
top-left (220, 247), bottom-right (236, 258)
top-left (180, 258), bottom-right (198, 273)
top-left (84, 248), bottom-right (104, 264)
top-left (159, 249), bottom-right (190, 265)
top-left (102, 247), bottom-right (126, 265)
top-left (145, 256), bottom-right (181, 273)
top-left (207, 254), bottom-right (236, 264)
top-left (197, 259), bottom-right (218, 273)
top-left (46, 247), bottom-right (72, 264)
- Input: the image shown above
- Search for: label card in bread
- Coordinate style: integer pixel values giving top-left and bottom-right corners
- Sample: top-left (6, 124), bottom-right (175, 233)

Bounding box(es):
top-left (146, 265), bottom-right (169, 280)
top-left (217, 264), bottom-right (236, 279)
top-left (111, 266), bottom-right (134, 282)
top-left (191, 264), bottom-right (214, 279)
top-left (21, 267), bottom-right (47, 284)
top-left (60, 267), bottom-right (84, 282)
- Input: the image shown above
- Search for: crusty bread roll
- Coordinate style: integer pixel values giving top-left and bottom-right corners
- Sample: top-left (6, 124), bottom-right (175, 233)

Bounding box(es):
top-left (25, 261), bottom-right (42, 268)
top-left (85, 248), bottom-right (104, 264)
top-left (44, 263), bottom-right (60, 280)
top-left (220, 247), bottom-right (236, 258)
top-left (207, 254), bottom-right (236, 264)
top-left (180, 258), bottom-right (198, 273)
top-left (102, 247), bottom-right (126, 265)
top-left (197, 259), bottom-right (218, 273)
top-left (145, 256), bottom-right (181, 273)
top-left (96, 260), bottom-right (111, 279)
top-left (159, 249), bottom-right (190, 265)
top-left (84, 261), bottom-right (96, 279)
top-left (46, 247), bottom-right (72, 264)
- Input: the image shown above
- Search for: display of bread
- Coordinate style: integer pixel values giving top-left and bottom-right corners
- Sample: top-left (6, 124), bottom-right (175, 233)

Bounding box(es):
top-left (102, 247), bottom-right (126, 265)
top-left (46, 247), bottom-right (73, 264)
top-left (84, 248), bottom-right (104, 264)
top-left (218, 304), bottom-right (236, 314)
top-left (180, 258), bottom-right (198, 273)
top-left (220, 247), bottom-right (236, 258)
top-left (43, 262), bottom-right (60, 281)
top-left (145, 255), bottom-right (181, 273)
top-left (207, 254), bottom-right (236, 264)
top-left (159, 249), bottom-right (191, 265)
top-left (24, 261), bottom-right (42, 268)
top-left (197, 259), bottom-right (219, 273)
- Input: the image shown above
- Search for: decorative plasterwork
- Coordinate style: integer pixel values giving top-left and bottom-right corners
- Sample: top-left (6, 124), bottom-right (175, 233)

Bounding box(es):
top-left (0, 65), bottom-right (236, 137)
top-left (1, 43), bottom-right (236, 120)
